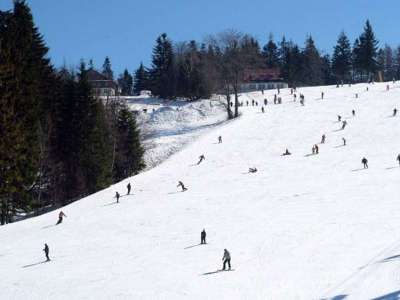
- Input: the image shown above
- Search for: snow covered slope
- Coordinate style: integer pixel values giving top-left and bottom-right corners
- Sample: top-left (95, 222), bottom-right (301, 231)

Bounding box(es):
top-left (1, 82), bottom-right (400, 300)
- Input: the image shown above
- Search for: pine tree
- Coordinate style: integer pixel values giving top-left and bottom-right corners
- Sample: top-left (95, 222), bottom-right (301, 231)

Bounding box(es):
top-left (133, 62), bottom-right (149, 95)
top-left (301, 35), bottom-right (324, 85)
top-left (149, 33), bottom-right (175, 99)
top-left (262, 34), bottom-right (279, 68)
top-left (332, 31), bottom-right (352, 82)
top-left (117, 69), bottom-right (133, 96)
top-left (102, 56), bottom-right (114, 80)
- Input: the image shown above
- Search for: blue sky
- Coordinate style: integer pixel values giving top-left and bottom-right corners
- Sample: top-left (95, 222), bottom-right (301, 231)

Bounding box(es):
top-left (1, 0), bottom-right (399, 75)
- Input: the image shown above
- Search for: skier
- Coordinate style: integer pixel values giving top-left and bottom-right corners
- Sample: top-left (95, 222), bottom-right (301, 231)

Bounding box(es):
top-left (386, 84), bottom-right (390, 91)
top-left (274, 94), bottom-right (277, 104)
top-left (218, 136), bottom-right (222, 144)
top-left (127, 182), bottom-right (131, 195)
top-left (355, 93), bottom-right (358, 99)
top-left (321, 134), bottom-right (326, 144)
top-left (393, 108), bottom-right (397, 117)
top-left (264, 98), bottom-right (268, 105)
top-left (197, 154), bottom-right (205, 165)
top-left (115, 192), bottom-right (120, 203)
top-left (249, 167), bottom-right (258, 173)
top-left (246, 101), bottom-right (249, 106)
top-left (338, 115), bottom-right (342, 122)
top-left (314, 144), bottom-right (319, 154)
top-left (278, 97), bottom-right (282, 104)
top-left (352, 109), bottom-right (355, 117)
top-left (56, 211), bottom-right (67, 225)
top-left (177, 181), bottom-right (187, 192)
top-left (312, 145), bottom-right (316, 155)
top-left (43, 243), bottom-right (50, 261)
top-left (397, 154), bottom-right (400, 166)
top-left (282, 149), bottom-right (291, 156)
top-left (293, 94), bottom-right (297, 102)
top-left (341, 120), bottom-right (347, 130)
top-left (362, 157), bottom-right (368, 169)
top-left (321, 92), bottom-right (324, 99)
top-left (261, 106), bottom-right (265, 113)
top-left (222, 249), bottom-right (231, 271)
top-left (342, 137), bottom-right (346, 146)
top-left (201, 229), bottom-right (206, 244)
top-left (277, 87), bottom-right (280, 94)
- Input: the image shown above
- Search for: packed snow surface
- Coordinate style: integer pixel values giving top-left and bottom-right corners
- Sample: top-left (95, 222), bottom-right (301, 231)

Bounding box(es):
top-left (1, 82), bottom-right (400, 299)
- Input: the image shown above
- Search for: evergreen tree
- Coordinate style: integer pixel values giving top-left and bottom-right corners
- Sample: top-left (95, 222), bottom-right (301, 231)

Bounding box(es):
top-left (262, 34), bottom-right (279, 68)
top-left (149, 33), bottom-right (175, 99)
top-left (117, 69), bottom-right (133, 96)
top-left (102, 56), bottom-right (114, 80)
top-left (133, 62), bottom-right (149, 95)
top-left (332, 31), bottom-right (352, 82)
top-left (301, 35), bottom-right (324, 85)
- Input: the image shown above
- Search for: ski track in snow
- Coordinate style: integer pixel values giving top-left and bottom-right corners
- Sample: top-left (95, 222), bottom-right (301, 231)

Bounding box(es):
top-left (1, 82), bottom-right (400, 299)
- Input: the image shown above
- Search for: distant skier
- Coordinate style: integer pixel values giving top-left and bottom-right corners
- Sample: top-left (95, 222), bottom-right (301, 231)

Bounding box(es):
top-left (362, 157), bottom-right (368, 169)
top-left (43, 243), bottom-right (50, 261)
top-left (56, 211), bottom-right (67, 225)
top-left (282, 149), bottom-right (291, 156)
top-left (293, 94), bottom-right (297, 102)
top-left (249, 167), bottom-right (258, 173)
top-left (321, 134), bottom-right (326, 144)
top-left (261, 106), bottom-right (265, 113)
top-left (246, 101), bottom-right (249, 106)
top-left (274, 94), bottom-right (277, 104)
top-left (222, 249), bottom-right (231, 271)
top-left (386, 84), bottom-right (390, 91)
top-left (127, 182), bottom-right (131, 195)
top-left (314, 144), bottom-right (319, 154)
top-left (338, 115), bottom-right (342, 122)
top-left (397, 154), bottom-right (400, 166)
top-left (197, 154), bottom-right (205, 165)
top-left (177, 181), bottom-right (187, 192)
top-left (355, 93), bottom-right (358, 99)
top-left (264, 98), bottom-right (268, 105)
top-left (201, 229), bottom-right (206, 244)
top-left (277, 87), bottom-right (280, 94)
top-left (342, 137), bottom-right (346, 146)
top-left (352, 110), bottom-right (355, 117)
top-left (341, 120), bottom-right (347, 130)
top-left (393, 108), bottom-right (397, 117)
top-left (321, 92), bottom-right (324, 99)
top-left (115, 191), bottom-right (120, 203)
top-left (218, 136), bottom-right (222, 144)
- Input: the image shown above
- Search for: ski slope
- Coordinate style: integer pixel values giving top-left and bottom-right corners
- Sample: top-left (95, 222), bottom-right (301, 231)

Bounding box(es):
top-left (1, 82), bottom-right (400, 300)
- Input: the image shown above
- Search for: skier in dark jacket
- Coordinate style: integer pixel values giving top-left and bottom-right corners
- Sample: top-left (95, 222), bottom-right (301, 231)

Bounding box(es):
top-left (115, 192), bottom-right (120, 203)
top-left (222, 249), bottom-right (231, 270)
top-left (341, 120), bottom-right (347, 130)
top-left (352, 110), bottom-right (356, 117)
top-left (261, 106), bottom-right (265, 113)
top-left (197, 155), bottom-right (205, 165)
top-left (314, 144), bottom-right (319, 154)
top-left (201, 229), bottom-right (206, 244)
top-left (43, 243), bottom-right (50, 261)
top-left (177, 181), bottom-right (187, 192)
top-left (393, 108), bottom-right (398, 117)
top-left (362, 157), bottom-right (368, 169)
top-left (218, 136), bottom-right (222, 144)
top-left (338, 115), bottom-right (342, 122)
top-left (282, 149), bottom-right (291, 156)
top-left (397, 154), bottom-right (400, 166)
top-left (321, 134), bottom-right (326, 144)
top-left (127, 183), bottom-right (131, 195)
top-left (56, 211), bottom-right (67, 225)
top-left (342, 137), bottom-right (346, 146)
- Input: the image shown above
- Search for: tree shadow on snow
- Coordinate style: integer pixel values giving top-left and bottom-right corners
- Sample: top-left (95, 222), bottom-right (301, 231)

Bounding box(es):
top-left (371, 289), bottom-right (400, 300)
top-left (22, 260), bottom-right (49, 268)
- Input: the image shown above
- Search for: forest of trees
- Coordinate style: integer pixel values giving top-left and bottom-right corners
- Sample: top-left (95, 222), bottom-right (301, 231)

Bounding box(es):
top-left (0, 1), bottom-right (145, 225)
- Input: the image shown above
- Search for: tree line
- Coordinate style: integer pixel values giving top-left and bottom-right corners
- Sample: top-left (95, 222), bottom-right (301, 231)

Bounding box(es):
top-left (0, 1), bottom-right (145, 225)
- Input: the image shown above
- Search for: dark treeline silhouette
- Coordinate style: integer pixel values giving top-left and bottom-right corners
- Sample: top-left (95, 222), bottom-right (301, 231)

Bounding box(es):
top-left (0, 1), bottom-right (145, 225)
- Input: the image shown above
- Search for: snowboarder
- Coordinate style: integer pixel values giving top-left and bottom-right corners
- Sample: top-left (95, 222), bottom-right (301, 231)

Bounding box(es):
top-left (352, 109), bottom-right (355, 117)
top-left (338, 115), bottom-right (342, 122)
top-left (222, 249), bottom-right (231, 271)
top-left (341, 120), bottom-right (347, 130)
top-left (43, 243), bottom-right (50, 261)
top-left (115, 192), bottom-right (120, 203)
top-left (362, 157), bottom-right (368, 169)
top-left (282, 149), bottom-right (291, 156)
top-left (218, 136), bottom-right (222, 144)
top-left (342, 137), bottom-right (346, 146)
top-left (197, 154), bottom-right (205, 165)
top-left (177, 181), bottom-right (187, 192)
top-left (249, 167), bottom-right (257, 173)
top-left (127, 183), bottom-right (131, 195)
top-left (397, 154), bottom-right (400, 166)
top-left (56, 211), bottom-right (67, 225)
top-left (321, 134), bottom-right (326, 144)
top-left (201, 229), bottom-right (206, 244)
top-left (393, 108), bottom-right (397, 117)
top-left (261, 106), bottom-right (265, 113)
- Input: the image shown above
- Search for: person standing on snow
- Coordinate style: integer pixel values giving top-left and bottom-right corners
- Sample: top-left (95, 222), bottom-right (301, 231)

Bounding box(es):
top-left (115, 192), bottom-right (120, 203)
top-left (127, 183), bottom-right (131, 195)
top-left (362, 157), bottom-right (369, 169)
top-left (352, 110), bottom-right (356, 117)
top-left (177, 181), bottom-right (187, 192)
top-left (222, 249), bottom-right (231, 271)
top-left (342, 137), bottom-right (346, 146)
top-left (56, 211), bottom-right (67, 225)
top-left (338, 115), bottom-right (342, 122)
top-left (397, 154), bottom-right (400, 166)
top-left (201, 229), bottom-right (206, 244)
top-left (261, 106), bottom-right (265, 113)
top-left (197, 155), bottom-right (205, 165)
top-left (43, 243), bottom-right (50, 261)
top-left (321, 134), bottom-right (326, 144)
top-left (218, 136), bottom-right (222, 144)
top-left (341, 120), bottom-right (347, 130)
top-left (393, 108), bottom-right (397, 117)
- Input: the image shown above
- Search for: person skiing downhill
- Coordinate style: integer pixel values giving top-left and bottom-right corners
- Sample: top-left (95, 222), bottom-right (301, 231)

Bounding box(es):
top-left (321, 92), bottom-right (324, 99)
top-left (177, 181), bottom-right (187, 192)
top-left (218, 136), bottom-right (222, 144)
top-left (314, 144), bottom-right (319, 154)
top-left (397, 154), bottom-right (400, 166)
top-left (56, 211), bottom-right (67, 225)
top-left (342, 137), bottom-right (346, 146)
top-left (338, 115), bottom-right (342, 122)
top-left (261, 106), bottom-right (265, 113)
top-left (115, 192), bottom-right (120, 203)
top-left (197, 155), bottom-right (205, 165)
top-left (321, 134), bottom-right (326, 144)
top-left (127, 183), bottom-right (131, 195)
top-left (352, 109), bottom-right (355, 117)
top-left (393, 108), bottom-right (398, 117)
top-left (201, 229), bottom-right (206, 244)
top-left (341, 120), bottom-right (347, 130)
top-left (362, 157), bottom-right (368, 169)
top-left (222, 249), bottom-right (231, 271)
top-left (43, 243), bottom-right (50, 261)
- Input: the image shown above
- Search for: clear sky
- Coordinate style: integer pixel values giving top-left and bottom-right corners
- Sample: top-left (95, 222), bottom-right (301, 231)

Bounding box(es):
top-left (1, 0), bottom-right (399, 75)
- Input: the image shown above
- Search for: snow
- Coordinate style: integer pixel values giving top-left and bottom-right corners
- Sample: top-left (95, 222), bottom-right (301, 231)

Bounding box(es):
top-left (1, 82), bottom-right (400, 299)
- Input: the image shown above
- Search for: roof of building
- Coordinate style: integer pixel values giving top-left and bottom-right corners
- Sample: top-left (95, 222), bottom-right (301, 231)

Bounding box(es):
top-left (243, 68), bottom-right (283, 82)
